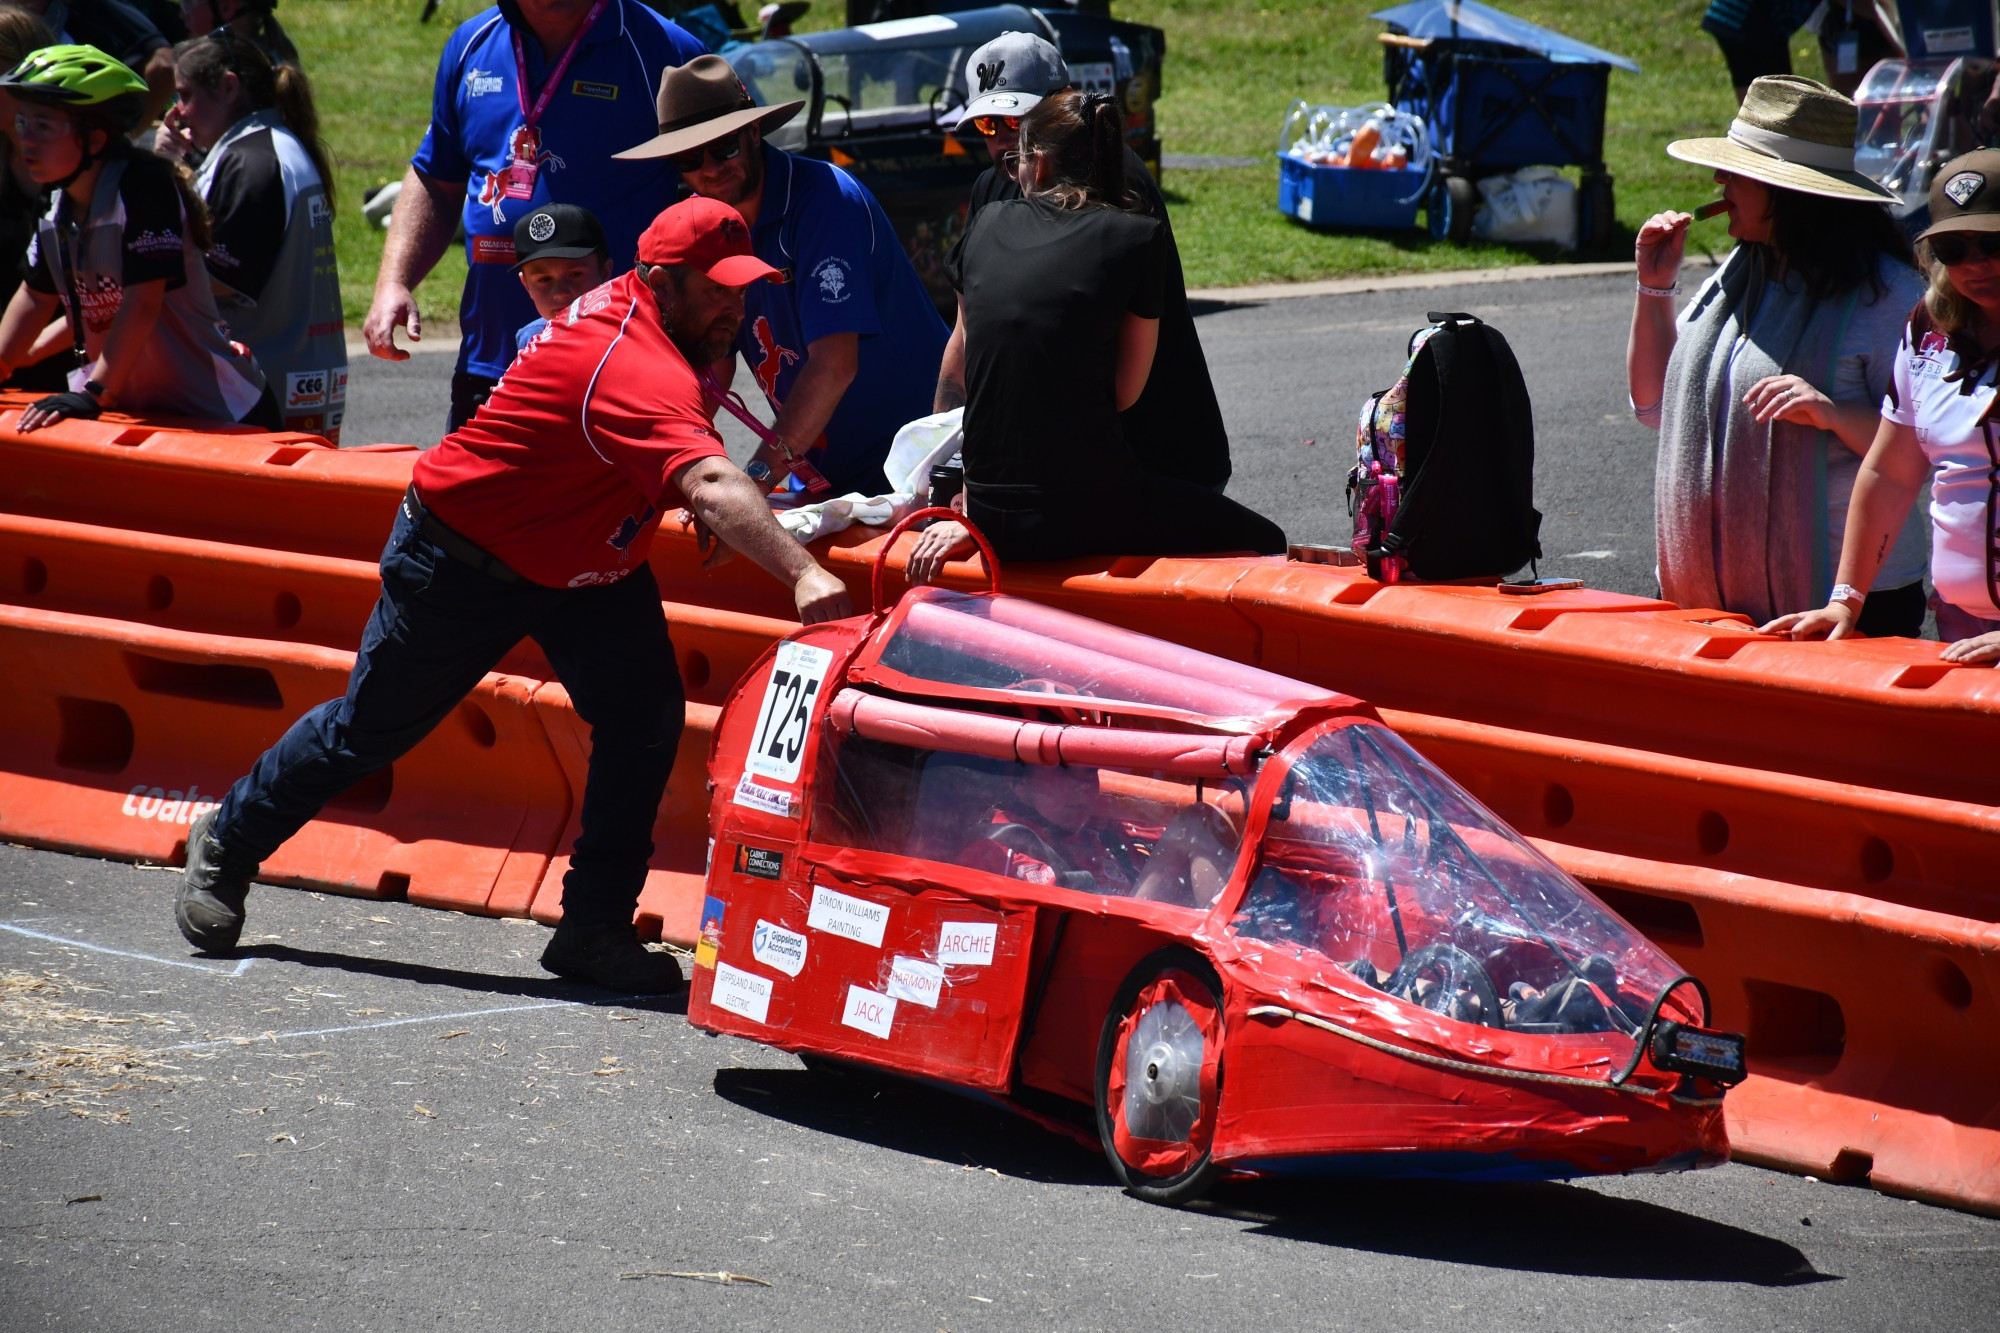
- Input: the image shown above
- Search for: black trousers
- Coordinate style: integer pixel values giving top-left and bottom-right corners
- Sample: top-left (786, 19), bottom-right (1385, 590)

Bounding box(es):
top-left (967, 474), bottom-right (1287, 564)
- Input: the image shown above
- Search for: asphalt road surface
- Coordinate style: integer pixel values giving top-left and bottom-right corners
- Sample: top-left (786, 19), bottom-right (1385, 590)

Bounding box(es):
top-left (338, 269), bottom-right (1669, 601)
top-left (10, 273), bottom-right (1994, 1329)
top-left (4, 844), bottom-right (1999, 1331)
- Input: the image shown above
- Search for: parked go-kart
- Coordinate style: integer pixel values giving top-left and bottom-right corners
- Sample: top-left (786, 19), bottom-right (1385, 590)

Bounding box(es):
top-left (689, 514), bottom-right (1745, 1202)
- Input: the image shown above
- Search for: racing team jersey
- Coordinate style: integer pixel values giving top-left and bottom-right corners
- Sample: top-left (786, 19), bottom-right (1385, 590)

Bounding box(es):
top-left (737, 145), bottom-right (949, 495)
top-left (23, 152), bottom-right (266, 422)
top-left (412, 1), bottom-right (706, 380)
top-left (411, 269), bottom-right (727, 589)
top-left (1883, 312), bottom-right (2000, 619)
top-left (196, 109), bottom-right (347, 442)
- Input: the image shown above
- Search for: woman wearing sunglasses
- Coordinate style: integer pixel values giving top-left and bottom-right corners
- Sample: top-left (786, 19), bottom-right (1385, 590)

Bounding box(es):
top-left (1764, 151), bottom-right (2000, 664)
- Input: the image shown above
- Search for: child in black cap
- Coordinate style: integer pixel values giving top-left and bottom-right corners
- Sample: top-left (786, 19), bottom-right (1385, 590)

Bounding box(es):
top-left (511, 203), bottom-right (612, 353)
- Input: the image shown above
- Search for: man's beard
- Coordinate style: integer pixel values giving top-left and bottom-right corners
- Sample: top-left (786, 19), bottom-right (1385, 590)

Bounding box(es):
top-left (667, 318), bottom-right (739, 367)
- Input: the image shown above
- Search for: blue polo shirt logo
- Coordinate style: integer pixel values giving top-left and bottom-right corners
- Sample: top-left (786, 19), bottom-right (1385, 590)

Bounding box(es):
top-left (810, 256), bottom-right (854, 305)
top-left (750, 315), bottom-right (800, 399)
top-left (466, 66), bottom-right (504, 96)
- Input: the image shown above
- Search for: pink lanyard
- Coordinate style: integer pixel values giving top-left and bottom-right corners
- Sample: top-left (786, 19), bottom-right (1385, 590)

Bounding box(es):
top-left (510, 0), bottom-right (610, 132)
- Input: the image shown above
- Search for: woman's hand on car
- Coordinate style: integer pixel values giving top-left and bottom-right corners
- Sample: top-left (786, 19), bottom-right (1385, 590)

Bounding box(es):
top-left (1744, 373), bottom-right (1834, 429)
top-left (1760, 601), bottom-right (1858, 640)
top-left (1634, 211), bottom-right (1690, 290)
top-left (1941, 630), bottom-right (2000, 665)
top-left (905, 519), bottom-right (974, 585)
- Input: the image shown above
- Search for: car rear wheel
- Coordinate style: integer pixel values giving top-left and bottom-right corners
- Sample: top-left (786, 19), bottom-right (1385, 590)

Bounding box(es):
top-left (1094, 947), bottom-right (1225, 1206)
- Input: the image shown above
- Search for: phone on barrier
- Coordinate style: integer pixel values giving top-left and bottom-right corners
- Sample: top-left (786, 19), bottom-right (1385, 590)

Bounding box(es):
top-left (1497, 577), bottom-right (1584, 595)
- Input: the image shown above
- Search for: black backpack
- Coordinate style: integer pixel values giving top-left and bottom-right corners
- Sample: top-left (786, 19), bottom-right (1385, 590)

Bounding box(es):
top-left (1347, 311), bottom-right (1542, 582)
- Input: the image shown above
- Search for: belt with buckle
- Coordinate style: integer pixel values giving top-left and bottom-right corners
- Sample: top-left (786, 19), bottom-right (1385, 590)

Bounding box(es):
top-left (401, 486), bottom-right (531, 586)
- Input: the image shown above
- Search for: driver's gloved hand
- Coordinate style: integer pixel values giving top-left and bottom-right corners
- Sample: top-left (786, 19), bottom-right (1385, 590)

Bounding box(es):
top-left (29, 389), bottom-right (102, 422)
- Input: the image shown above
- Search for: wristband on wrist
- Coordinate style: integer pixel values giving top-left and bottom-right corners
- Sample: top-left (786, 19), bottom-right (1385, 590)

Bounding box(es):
top-left (1829, 583), bottom-right (1867, 610)
top-left (82, 378), bottom-right (106, 399)
top-left (1636, 280), bottom-right (1680, 298)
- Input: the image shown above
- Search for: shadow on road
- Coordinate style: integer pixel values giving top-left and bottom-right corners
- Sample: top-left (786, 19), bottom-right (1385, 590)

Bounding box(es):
top-left (1216, 1176), bottom-right (1836, 1286)
top-left (234, 942), bottom-right (689, 1013)
top-left (716, 1069), bottom-right (1833, 1286)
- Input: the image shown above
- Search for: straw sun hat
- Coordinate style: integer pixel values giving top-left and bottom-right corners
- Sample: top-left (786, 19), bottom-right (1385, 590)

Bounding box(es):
top-left (1667, 75), bottom-right (1893, 203)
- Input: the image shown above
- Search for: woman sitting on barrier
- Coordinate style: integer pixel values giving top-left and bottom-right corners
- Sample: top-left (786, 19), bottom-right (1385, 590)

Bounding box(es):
top-left (0, 44), bottom-right (274, 431)
top-left (1628, 76), bottom-right (1929, 635)
top-left (1764, 150), bottom-right (2000, 664)
top-left (156, 30), bottom-right (343, 439)
top-left (906, 90), bottom-right (1284, 579)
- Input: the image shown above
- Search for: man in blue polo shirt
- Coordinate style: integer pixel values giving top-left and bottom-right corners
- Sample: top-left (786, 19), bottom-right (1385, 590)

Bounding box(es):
top-left (615, 55), bottom-right (947, 496)
top-left (363, 0), bottom-right (706, 432)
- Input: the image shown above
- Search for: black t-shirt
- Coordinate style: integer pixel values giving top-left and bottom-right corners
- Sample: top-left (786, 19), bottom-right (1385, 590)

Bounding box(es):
top-left (963, 149), bottom-right (1231, 487)
top-left (946, 197), bottom-right (1165, 496)
top-left (202, 126), bottom-right (288, 300)
top-left (49, 0), bottom-right (169, 70)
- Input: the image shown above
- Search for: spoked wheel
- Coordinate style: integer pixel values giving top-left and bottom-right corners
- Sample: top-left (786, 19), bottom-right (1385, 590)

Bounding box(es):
top-left (1094, 947), bottom-right (1225, 1205)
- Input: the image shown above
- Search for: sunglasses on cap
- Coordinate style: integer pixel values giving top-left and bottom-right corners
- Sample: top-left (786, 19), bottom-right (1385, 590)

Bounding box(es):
top-left (970, 115), bottom-right (1022, 137)
top-left (1928, 231), bottom-right (2000, 266)
top-left (667, 130), bottom-right (746, 175)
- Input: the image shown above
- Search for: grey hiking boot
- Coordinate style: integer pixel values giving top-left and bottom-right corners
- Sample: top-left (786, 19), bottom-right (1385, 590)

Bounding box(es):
top-left (176, 810), bottom-right (254, 952)
top-left (540, 920), bottom-right (686, 995)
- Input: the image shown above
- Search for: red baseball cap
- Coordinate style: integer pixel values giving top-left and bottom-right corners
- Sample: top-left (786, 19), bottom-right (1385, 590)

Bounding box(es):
top-left (636, 197), bottom-right (782, 285)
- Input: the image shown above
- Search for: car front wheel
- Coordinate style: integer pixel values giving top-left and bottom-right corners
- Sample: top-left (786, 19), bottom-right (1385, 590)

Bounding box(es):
top-left (1094, 947), bottom-right (1225, 1205)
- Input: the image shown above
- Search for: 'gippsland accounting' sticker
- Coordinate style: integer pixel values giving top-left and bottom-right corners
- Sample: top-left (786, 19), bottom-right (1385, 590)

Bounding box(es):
top-left (732, 774), bottom-right (794, 817)
top-left (937, 921), bottom-right (998, 966)
top-left (711, 962), bottom-right (773, 1024)
top-left (840, 984), bottom-right (896, 1038)
top-left (807, 883), bottom-right (889, 948)
top-left (751, 919), bottom-right (807, 978)
top-left (747, 640), bottom-right (833, 785)
top-left (886, 956), bottom-right (944, 1008)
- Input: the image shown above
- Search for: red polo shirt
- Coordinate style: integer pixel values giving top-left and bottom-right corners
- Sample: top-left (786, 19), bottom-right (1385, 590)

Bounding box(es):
top-left (411, 270), bottom-right (727, 588)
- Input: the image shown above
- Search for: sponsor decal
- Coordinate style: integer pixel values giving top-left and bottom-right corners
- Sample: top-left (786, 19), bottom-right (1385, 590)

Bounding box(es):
top-left (936, 921), bottom-right (997, 967)
top-left (809, 256), bottom-right (853, 305)
top-left (712, 961), bottom-right (774, 1023)
top-left (605, 503), bottom-right (656, 554)
top-left (885, 956), bottom-right (943, 1008)
top-left (564, 568), bottom-right (627, 588)
top-left (734, 844), bottom-right (785, 880)
top-left (975, 58), bottom-right (1006, 92)
top-left (308, 194), bottom-right (332, 230)
top-left (840, 984), bottom-right (896, 1038)
top-left (286, 368), bottom-right (328, 411)
top-left (120, 784), bottom-right (219, 825)
top-left (984, 93), bottom-right (1020, 110)
top-left (465, 67), bottom-right (504, 97)
top-left (1070, 61), bottom-right (1115, 98)
top-left (329, 366), bottom-right (348, 405)
top-left (731, 774), bottom-right (794, 817)
top-left (751, 919), bottom-right (807, 977)
top-left (806, 883), bottom-right (889, 948)
top-left (127, 228), bottom-right (181, 257)
top-left (70, 272), bottom-right (122, 334)
top-left (1923, 25), bottom-right (1975, 54)
top-left (746, 640), bottom-right (832, 784)
top-left (695, 894), bottom-right (726, 969)
top-left (751, 315), bottom-right (799, 399)
top-left (471, 235), bottom-right (517, 265)
top-left (1944, 171), bottom-right (1985, 208)
top-left (526, 210), bottom-right (558, 243)
top-left (572, 79), bottom-right (619, 100)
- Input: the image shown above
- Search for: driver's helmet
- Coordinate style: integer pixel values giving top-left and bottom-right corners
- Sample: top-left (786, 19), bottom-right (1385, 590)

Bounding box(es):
top-left (0, 44), bottom-right (149, 133)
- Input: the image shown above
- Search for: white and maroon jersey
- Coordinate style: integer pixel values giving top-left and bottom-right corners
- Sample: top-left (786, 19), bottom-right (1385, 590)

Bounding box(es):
top-left (1884, 308), bottom-right (2000, 619)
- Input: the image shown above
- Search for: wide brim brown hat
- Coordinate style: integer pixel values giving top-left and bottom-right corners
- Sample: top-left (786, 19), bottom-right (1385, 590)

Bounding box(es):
top-left (614, 53), bottom-right (803, 162)
top-left (1666, 75), bottom-right (1894, 203)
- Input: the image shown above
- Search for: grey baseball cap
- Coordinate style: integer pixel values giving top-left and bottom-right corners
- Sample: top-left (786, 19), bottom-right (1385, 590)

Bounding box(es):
top-left (956, 31), bottom-right (1069, 126)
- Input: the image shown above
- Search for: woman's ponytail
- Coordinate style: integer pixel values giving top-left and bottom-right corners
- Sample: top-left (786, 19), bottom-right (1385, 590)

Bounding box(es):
top-left (1020, 89), bottom-right (1140, 211)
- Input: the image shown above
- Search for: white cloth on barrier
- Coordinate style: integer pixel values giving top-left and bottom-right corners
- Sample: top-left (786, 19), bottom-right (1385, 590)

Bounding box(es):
top-left (773, 408), bottom-right (963, 543)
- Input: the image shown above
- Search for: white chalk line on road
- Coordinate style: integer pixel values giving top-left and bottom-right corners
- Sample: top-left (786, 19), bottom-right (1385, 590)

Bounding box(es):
top-left (0, 921), bottom-right (256, 976)
top-left (152, 998), bottom-right (589, 1053)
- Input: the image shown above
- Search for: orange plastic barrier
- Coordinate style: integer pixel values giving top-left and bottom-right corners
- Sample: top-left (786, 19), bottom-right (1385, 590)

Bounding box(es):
top-left (0, 604), bottom-right (569, 915)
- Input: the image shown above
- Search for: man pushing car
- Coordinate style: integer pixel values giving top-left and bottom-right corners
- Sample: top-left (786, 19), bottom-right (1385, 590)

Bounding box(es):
top-left (174, 197), bottom-right (852, 996)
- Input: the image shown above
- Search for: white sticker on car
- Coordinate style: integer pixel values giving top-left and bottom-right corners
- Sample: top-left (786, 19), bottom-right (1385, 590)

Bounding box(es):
top-left (752, 919), bottom-right (807, 978)
top-left (807, 883), bottom-right (888, 948)
top-left (747, 640), bottom-right (833, 785)
top-left (732, 774), bottom-right (793, 817)
top-left (937, 921), bottom-right (997, 966)
top-left (711, 961), bottom-right (773, 1024)
top-left (886, 956), bottom-right (943, 1008)
top-left (840, 984), bottom-right (896, 1038)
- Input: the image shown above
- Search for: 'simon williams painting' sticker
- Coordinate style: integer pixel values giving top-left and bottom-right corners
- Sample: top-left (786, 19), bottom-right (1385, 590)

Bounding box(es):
top-left (937, 921), bottom-right (998, 966)
top-left (711, 962), bottom-right (773, 1024)
top-left (751, 920), bottom-right (807, 978)
top-left (732, 774), bottom-right (793, 817)
top-left (840, 984), bottom-right (896, 1038)
top-left (807, 883), bottom-right (889, 948)
top-left (746, 640), bottom-right (833, 785)
top-left (885, 956), bottom-right (943, 1008)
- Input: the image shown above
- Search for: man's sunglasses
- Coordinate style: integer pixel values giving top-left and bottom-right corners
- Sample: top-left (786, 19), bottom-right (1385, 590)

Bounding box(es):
top-left (667, 131), bottom-right (745, 174)
top-left (969, 115), bottom-right (1022, 137)
top-left (1928, 230), bottom-right (2000, 266)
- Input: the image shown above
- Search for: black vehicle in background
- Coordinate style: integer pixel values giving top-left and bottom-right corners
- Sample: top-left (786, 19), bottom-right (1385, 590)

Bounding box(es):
top-left (718, 2), bottom-right (1166, 312)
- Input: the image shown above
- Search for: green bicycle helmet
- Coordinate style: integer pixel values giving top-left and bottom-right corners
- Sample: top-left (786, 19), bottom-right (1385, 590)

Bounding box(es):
top-left (0, 43), bottom-right (149, 106)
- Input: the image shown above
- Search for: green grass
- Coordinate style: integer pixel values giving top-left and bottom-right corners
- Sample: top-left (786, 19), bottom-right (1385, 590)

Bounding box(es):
top-left (295, 0), bottom-right (1829, 323)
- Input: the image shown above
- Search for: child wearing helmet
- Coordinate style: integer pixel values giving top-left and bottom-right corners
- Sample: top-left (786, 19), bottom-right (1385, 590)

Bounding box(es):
top-left (0, 43), bottom-right (275, 431)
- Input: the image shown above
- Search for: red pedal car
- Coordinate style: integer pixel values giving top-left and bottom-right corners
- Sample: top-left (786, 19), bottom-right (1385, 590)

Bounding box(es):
top-left (690, 518), bottom-right (1744, 1202)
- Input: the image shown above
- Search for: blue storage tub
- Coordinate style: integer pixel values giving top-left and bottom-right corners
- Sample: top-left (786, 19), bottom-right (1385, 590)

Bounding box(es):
top-left (1277, 155), bottom-right (1426, 229)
